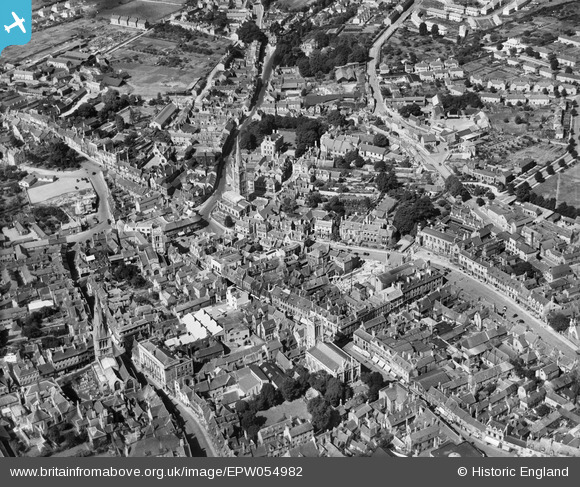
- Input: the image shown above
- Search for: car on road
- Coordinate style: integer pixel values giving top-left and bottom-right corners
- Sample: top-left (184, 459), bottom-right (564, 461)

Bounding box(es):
top-left (363, 252), bottom-right (370, 256)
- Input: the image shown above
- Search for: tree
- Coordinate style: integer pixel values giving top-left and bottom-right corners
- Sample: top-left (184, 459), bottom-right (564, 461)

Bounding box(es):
top-left (486, 191), bottom-right (495, 200)
top-left (75, 103), bottom-right (97, 119)
top-left (327, 110), bottom-right (346, 127)
top-left (308, 370), bottom-right (330, 395)
top-left (419, 22), bottom-right (428, 36)
top-left (0, 328), bottom-right (8, 349)
top-left (511, 261), bottom-right (535, 278)
top-left (307, 396), bottom-right (334, 432)
top-left (305, 191), bottom-right (323, 208)
top-left (240, 410), bottom-right (266, 441)
top-left (374, 160), bottom-right (386, 172)
top-left (398, 103), bottom-right (423, 118)
top-left (115, 115), bottom-right (125, 132)
top-left (324, 377), bottom-right (347, 407)
top-left (496, 43), bottom-right (504, 51)
top-left (239, 130), bottom-right (257, 151)
top-left (281, 196), bottom-right (297, 214)
top-left (546, 165), bottom-right (555, 176)
top-left (237, 20), bottom-right (266, 45)
top-left (431, 24), bottom-right (439, 37)
top-left (375, 169), bottom-right (399, 193)
top-left (565, 66), bottom-right (573, 74)
top-left (534, 171), bottom-right (544, 183)
top-left (393, 192), bottom-right (439, 235)
top-left (548, 313), bottom-right (569, 333)
top-left (550, 57), bottom-right (559, 71)
top-left (476, 197), bottom-right (485, 206)
top-left (353, 155), bottom-right (366, 168)
top-left (224, 215), bottom-right (235, 228)
top-left (280, 377), bottom-right (304, 402)
top-left (361, 372), bottom-right (386, 402)
top-left (373, 133), bottom-right (389, 148)
top-left (235, 400), bottom-right (250, 414)
top-left (256, 383), bottom-right (282, 410)
top-left (515, 182), bottom-right (531, 202)
top-left (334, 156), bottom-right (350, 169)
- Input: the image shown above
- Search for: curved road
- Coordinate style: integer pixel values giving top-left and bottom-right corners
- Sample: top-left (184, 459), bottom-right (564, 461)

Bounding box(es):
top-left (196, 44), bottom-right (278, 229)
top-left (19, 160), bottom-right (113, 243)
top-left (413, 248), bottom-right (578, 360)
top-left (174, 400), bottom-right (219, 457)
top-left (366, 1), bottom-right (453, 180)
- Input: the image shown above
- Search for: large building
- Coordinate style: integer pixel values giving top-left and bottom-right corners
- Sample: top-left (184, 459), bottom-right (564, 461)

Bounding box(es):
top-left (134, 339), bottom-right (194, 391)
top-left (305, 341), bottom-right (360, 384)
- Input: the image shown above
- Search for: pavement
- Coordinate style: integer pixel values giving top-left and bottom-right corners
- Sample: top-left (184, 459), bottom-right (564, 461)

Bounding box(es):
top-left (365, 2), bottom-right (454, 181)
top-left (174, 400), bottom-right (219, 458)
top-left (413, 248), bottom-right (578, 360)
top-left (195, 44), bottom-right (278, 231)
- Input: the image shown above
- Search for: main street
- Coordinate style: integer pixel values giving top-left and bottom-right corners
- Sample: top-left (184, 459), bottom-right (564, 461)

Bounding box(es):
top-left (365, 1), bottom-right (453, 180)
top-left (174, 400), bottom-right (219, 458)
top-left (196, 43), bottom-right (278, 232)
top-left (413, 248), bottom-right (579, 360)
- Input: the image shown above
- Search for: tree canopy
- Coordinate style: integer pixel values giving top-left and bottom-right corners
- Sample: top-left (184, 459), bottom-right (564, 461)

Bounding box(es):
top-left (393, 191), bottom-right (439, 236)
top-left (237, 21), bottom-right (267, 45)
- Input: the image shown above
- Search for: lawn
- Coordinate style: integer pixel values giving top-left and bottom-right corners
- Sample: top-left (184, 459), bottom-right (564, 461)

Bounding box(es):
top-left (257, 398), bottom-right (311, 426)
top-left (534, 164), bottom-right (580, 207)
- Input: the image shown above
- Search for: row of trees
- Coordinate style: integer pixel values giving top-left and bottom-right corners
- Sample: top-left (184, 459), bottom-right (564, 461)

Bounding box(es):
top-left (418, 22), bottom-right (440, 37)
top-left (514, 181), bottom-right (580, 219)
top-left (440, 92), bottom-right (483, 112)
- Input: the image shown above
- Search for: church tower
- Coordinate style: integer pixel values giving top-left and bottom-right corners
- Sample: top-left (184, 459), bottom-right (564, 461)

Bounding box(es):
top-left (92, 299), bottom-right (113, 359)
top-left (229, 136), bottom-right (246, 197)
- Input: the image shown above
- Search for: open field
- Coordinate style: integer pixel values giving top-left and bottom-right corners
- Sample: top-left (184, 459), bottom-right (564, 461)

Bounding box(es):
top-left (28, 178), bottom-right (93, 204)
top-left (97, 0), bottom-right (186, 22)
top-left (110, 33), bottom-right (228, 97)
top-left (0, 18), bottom-right (135, 64)
top-left (534, 164), bottom-right (580, 206)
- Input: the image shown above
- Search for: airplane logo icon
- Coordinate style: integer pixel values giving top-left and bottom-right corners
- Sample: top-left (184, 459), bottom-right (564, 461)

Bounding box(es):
top-left (4, 12), bottom-right (26, 34)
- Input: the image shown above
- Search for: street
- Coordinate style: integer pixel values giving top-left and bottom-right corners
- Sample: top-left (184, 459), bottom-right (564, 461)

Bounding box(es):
top-left (174, 400), bottom-right (219, 458)
top-left (365, 1), bottom-right (454, 180)
top-left (196, 44), bottom-right (278, 233)
top-left (19, 160), bottom-right (113, 243)
top-left (414, 249), bottom-right (578, 360)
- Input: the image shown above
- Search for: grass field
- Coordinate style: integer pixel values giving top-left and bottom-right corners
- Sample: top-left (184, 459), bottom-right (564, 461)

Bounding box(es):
top-left (110, 33), bottom-right (228, 97)
top-left (97, 0), bottom-right (185, 22)
top-left (534, 164), bottom-right (580, 206)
